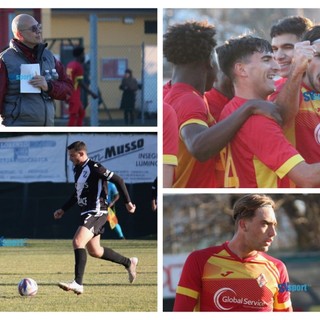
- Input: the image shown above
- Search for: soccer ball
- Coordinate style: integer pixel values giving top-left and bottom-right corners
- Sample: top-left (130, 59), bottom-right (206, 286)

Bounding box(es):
top-left (18, 278), bottom-right (38, 296)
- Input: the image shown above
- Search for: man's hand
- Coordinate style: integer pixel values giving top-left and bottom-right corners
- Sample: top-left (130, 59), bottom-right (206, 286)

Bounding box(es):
top-left (291, 41), bottom-right (316, 75)
top-left (29, 75), bottom-right (49, 91)
top-left (53, 208), bottom-right (65, 220)
top-left (248, 100), bottom-right (283, 126)
top-left (126, 202), bottom-right (136, 213)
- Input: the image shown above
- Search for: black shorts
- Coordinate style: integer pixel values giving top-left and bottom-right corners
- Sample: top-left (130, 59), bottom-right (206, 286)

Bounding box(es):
top-left (80, 212), bottom-right (107, 236)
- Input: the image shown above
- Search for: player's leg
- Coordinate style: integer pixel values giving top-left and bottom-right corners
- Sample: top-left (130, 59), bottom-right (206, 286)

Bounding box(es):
top-left (67, 100), bottom-right (78, 126)
top-left (58, 225), bottom-right (94, 294)
top-left (86, 234), bottom-right (138, 283)
top-left (77, 105), bottom-right (86, 126)
top-left (72, 226), bottom-right (94, 284)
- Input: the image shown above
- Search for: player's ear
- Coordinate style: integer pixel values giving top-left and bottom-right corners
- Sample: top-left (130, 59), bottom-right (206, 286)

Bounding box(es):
top-left (238, 219), bottom-right (248, 232)
top-left (234, 62), bottom-right (247, 78)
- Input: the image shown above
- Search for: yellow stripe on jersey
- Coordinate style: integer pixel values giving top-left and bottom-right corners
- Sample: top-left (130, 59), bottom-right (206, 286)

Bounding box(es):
top-left (275, 154), bottom-right (305, 179)
top-left (173, 120), bottom-right (208, 188)
top-left (179, 119), bottom-right (208, 136)
top-left (274, 297), bottom-right (292, 311)
top-left (163, 154), bottom-right (178, 166)
top-left (176, 286), bottom-right (199, 300)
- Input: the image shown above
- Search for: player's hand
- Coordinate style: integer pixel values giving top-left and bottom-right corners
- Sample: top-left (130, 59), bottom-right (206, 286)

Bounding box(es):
top-left (248, 100), bottom-right (283, 126)
top-left (53, 209), bottom-right (64, 220)
top-left (292, 41), bottom-right (315, 75)
top-left (126, 202), bottom-right (136, 213)
top-left (29, 75), bottom-right (49, 91)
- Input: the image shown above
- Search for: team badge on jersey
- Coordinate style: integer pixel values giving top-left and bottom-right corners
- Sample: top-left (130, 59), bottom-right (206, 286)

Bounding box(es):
top-left (314, 123), bottom-right (320, 145)
top-left (256, 273), bottom-right (267, 287)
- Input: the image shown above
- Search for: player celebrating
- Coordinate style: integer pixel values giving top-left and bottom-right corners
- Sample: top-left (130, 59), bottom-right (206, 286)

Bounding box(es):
top-left (174, 194), bottom-right (292, 312)
top-left (53, 141), bottom-right (137, 295)
top-left (218, 35), bottom-right (320, 187)
top-left (163, 21), bottom-right (282, 188)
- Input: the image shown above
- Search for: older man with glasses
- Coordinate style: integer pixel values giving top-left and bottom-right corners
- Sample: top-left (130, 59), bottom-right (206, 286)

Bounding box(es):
top-left (0, 14), bottom-right (73, 126)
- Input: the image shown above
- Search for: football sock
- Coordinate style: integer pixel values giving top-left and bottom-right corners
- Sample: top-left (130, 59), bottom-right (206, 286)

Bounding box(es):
top-left (101, 247), bottom-right (130, 268)
top-left (74, 248), bottom-right (87, 285)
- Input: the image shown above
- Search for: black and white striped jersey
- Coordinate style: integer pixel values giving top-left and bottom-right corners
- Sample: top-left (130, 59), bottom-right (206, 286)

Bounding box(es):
top-left (73, 158), bottom-right (112, 215)
top-left (62, 158), bottom-right (131, 215)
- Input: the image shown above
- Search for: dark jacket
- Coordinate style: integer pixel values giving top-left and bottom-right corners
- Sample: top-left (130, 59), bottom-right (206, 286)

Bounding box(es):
top-left (119, 76), bottom-right (139, 110)
top-left (0, 39), bottom-right (73, 126)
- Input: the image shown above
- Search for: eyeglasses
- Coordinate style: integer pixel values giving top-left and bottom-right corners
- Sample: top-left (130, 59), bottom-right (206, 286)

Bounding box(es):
top-left (19, 24), bottom-right (42, 33)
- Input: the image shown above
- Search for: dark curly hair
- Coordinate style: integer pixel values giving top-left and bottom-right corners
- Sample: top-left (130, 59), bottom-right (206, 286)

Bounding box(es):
top-left (217, 35), bottom-right (272, 81)
top-left (270, 16), bottom-right (313, 39)
top-left (163, 21), bottom-right (217, 65)
top-left (302, 25), bottom-right (320, 43)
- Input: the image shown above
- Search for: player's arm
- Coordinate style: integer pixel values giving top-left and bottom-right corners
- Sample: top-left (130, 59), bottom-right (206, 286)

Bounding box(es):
top-left (287, 161), bottom-right (320, 187)
top-left (78, 79), bottom-right (98, 99)
top-left (182, 100), bottom-right (281, 162)
top-left (109, 173), bottom-right (136, 213)
top-left (174, 294), bottom-right (198, 311)
top-left (173, 252), bottom-right (202, 311)
top-left (97, 164), bottom-right (136, 213)
top-left (273, 261), bottom-right (293, 312)
top-left (53, 191), bottom-right (77, 219)
top-left (269, 41), bottom-right (314, 128)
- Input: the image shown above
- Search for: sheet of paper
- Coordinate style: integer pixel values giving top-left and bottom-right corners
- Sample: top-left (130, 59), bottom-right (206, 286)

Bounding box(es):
top-left (20, 64), bottom-right (41, 93)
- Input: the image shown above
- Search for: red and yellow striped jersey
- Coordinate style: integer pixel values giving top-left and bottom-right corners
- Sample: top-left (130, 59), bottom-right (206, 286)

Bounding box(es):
top-left (219, 96), bottom-right (304, 188)
top-left (164, 82), bottom-right (217, 188)
top-left (174, 242), bottom-right (292, 312)
top-left (163, 102), bottom-right (178, 167)
top-left (273, 82), bottom-right (320, 165)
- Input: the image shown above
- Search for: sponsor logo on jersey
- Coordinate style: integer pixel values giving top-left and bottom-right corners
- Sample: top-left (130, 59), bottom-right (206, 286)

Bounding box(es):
top-left (303, 91), bottom-right (320, 102)
top-left (213, 287), bottom-right (267, 311)
top-left (220, 271), bottom-right (234, 277)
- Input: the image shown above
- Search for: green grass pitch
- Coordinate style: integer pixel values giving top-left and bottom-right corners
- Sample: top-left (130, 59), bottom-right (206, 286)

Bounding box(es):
top-left (0, 239), bottom-right (157, 312)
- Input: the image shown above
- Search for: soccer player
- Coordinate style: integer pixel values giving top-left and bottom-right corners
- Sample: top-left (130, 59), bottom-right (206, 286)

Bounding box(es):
top-left (269, 16), bottom-right (314, 128)
top-left (163, 102), bottom-right (178, 188)
top-left (270, 16), bottom-right (313, 79)
top-left (271, 25), bottom-right (320, 166)
top-left (66, 46), bottom-right (98, 126)
top-left (104, 181), bottom-right (125, 239)
top-left (163, 21), bottom-right (281, 188)
top-left (173, 194), bottom-right (292, 312)
top-left (218, 35), bottom-right (320, 188)
top-left (53, 141), bottom-right (138, 295)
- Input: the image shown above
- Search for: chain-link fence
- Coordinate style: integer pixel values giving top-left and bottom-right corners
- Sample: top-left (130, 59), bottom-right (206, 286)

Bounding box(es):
top-left (45, 38), bottom-right (157, 126)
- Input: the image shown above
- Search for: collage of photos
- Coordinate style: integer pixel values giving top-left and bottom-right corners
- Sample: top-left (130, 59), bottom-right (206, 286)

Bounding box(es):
top-left (0, 5), bottom-right (320, 319)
